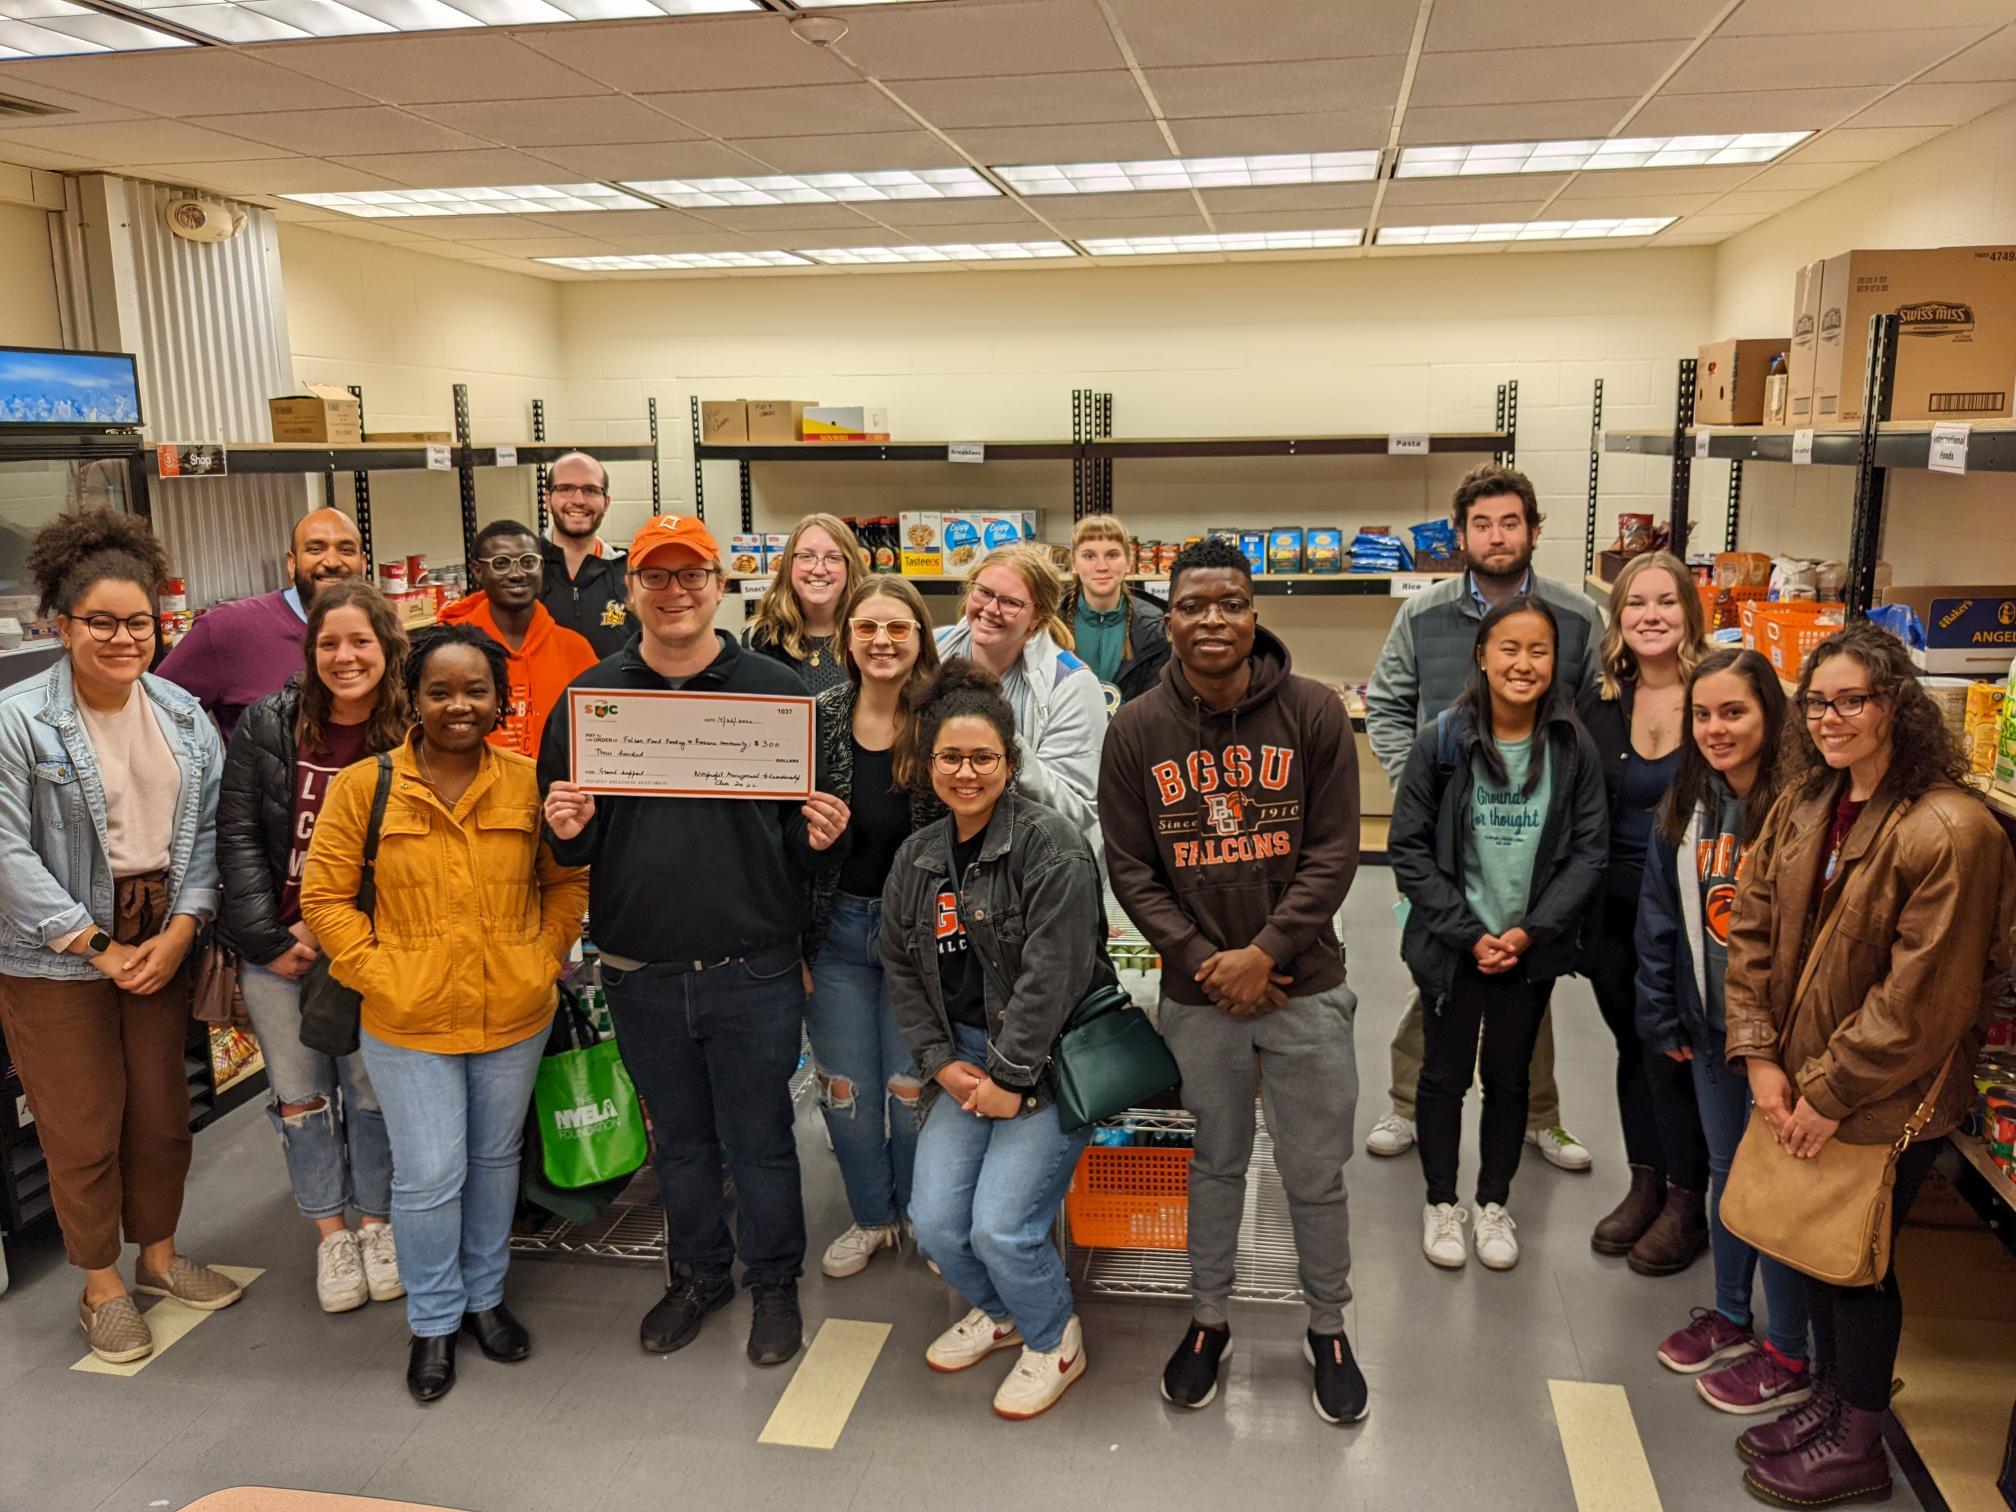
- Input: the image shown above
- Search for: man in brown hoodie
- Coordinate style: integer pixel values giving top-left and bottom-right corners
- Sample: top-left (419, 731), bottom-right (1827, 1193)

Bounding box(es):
top-left (1098, 537), bottom-right (1365, 1427)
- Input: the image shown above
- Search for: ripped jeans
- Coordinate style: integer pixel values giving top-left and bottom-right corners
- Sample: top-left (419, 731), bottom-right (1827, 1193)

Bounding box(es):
top-left (238, 960), bottom-right (393, 1222)
top-left (806, 892), bottom-right (921, 1230)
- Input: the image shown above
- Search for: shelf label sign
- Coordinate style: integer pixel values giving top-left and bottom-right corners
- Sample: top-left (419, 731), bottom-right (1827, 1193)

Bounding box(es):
top-left (495, 445), bottom-right (517, 469)
top-left (1791, 429), bottom-right (1815, 465)
top-left (1140, 579), bottom-right (1169, 600)
top-left (1390, 573), bottom-right (1436, 598)
top-left (156, 443), bottom-right (226, 478)
top-left (426, 443), bottom-right (453, 471)
top-left (1929, 422), bottom-right (1970, 476)
top-left (947, 442), bottom-right (985, 464)
top-left (740, 577), bottom-right (771, 600)
top-left (14, 1092), bottom-right (30, 1128)
top-left (1387, 434), bottom-right (1429, 456)
top-left (1693, 432), bottom-right (1712, 459)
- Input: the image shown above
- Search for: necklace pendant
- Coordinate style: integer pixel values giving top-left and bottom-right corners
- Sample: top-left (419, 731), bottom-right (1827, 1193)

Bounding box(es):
top-left (809, 650), bottom-right (821, 667)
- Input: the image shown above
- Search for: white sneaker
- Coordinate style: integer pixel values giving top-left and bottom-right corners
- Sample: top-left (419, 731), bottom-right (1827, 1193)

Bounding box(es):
top-left (1527, 1126), bottom-right (1593, 1171)
top-left (1421, 1203), bottom-right (1468, 1269)
top-left (993, 1315), bottom-right (1087, 1421)
top-left (315, 1229), bottom-right (368, 1314)
top-left (926, 1307), bottom-right (1024, 1373)
top-left (357, 1223), bottom-right (404, 1302)
top-left (821, 1222), bottom-right (899, 1279)
top-left (1366, 1111), bottom-right (1416, 1157)
top-left (1474, 1203), bottom-right (1520, 1270)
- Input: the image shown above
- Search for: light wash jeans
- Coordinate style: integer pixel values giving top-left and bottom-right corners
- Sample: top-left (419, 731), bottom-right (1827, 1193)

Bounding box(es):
top-left (238, 961), bottom-right (392, 1222)
top-left (908, 1024), bottom-right (1090, 1353)
top-left (806, 893), bottom-right (921, 1230)
top-left (360, 1025), bottom-right (548, 1338)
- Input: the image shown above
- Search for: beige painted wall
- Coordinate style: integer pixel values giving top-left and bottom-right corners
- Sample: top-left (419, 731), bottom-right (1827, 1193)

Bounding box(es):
top-left (0, 201), bottom-right (58, 350)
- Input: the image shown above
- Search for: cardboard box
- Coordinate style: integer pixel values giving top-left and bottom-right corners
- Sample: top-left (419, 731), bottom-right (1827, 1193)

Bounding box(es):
top-left (363, 430), bottom-right (452, 444)
top-left (389, 591), bottom-right (434, 629)
top-left (1696, 338), bottom-right (1789, 426)
top-left (764, 533), bottom-right (790, 574)
top-left (1820, 247), bottom-right (2016, 425)
top-left (801, 405), bottom-right (890, 442)
top-left (269, 385), bottom-right (362, 444)
top-left (1811, 252), bottom-right (1855, 423)
top-left (1876, 582), bottom-right (2016, 675)
top-left (747, 400), bottom-right (812, 445)
top-left (899, 511), bottom-right (943, 575)
top-left (700, 401), bottom-right (747, 445)
top-left (727, 534), bottom-right (766, 576)
top-left (1788, 260), bottom-right (1826, 426)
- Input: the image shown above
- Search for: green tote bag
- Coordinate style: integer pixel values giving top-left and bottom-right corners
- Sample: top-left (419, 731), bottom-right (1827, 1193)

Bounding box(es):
top-left (532, 989), bottom-right (649, 1190)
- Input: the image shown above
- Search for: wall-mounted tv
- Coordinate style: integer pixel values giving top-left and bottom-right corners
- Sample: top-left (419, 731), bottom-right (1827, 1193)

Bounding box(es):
top-left (0, 345), bottom-right (142, 429)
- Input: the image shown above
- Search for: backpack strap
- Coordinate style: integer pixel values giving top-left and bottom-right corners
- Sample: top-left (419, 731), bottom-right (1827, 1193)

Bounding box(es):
top-left (1435, 707), bottom-right (1460, 771)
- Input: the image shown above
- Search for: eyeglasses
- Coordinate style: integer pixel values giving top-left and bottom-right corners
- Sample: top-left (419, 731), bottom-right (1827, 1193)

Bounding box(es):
top-left (1172, 595), bottom-right (1254, 622)
top-left (1801, 692), bottom-right (1877, 722)
top-left (933, 750), bottom-right (1004, 776)
top-left (849, 617), bottom-right (918, 642)
top-left (631, 565), bottom-right (719, 593)
top-left (479, 553), bottom-right (541, 575)
top-left (69, 612), bottom-right (158, 643)
top-left (550, 484), bottom-right (607, 501)
top-left (968, 582), bottom-right (1031, 617)
top-left (794, 551), bottom-right (850, 571)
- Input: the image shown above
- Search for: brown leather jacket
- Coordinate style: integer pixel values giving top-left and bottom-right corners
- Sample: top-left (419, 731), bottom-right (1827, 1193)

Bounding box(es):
top-left (1724, 776), bottom-right (2014, 1144)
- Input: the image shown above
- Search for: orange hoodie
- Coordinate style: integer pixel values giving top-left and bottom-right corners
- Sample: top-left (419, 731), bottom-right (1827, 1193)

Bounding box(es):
top-left (437, 591), bottom-right (599, 758)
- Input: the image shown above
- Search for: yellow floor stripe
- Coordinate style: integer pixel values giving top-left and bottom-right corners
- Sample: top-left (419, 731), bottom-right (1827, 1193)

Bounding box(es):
top-left (1548, 1380), bottom-right (1665, 1512)
top-left (758, 1318), bottom-right (892, 1451)
top-left (72, 1265), bottom-right (264, 1378)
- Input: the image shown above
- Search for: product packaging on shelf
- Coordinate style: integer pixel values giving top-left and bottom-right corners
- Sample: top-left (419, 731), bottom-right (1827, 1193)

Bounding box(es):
top-left (1238, 530), bottom-right (1266, 576)
top-left (727, 534), bottom-right (766, 576)
top-left (942, 514), bottom-right (982, 574)
top-left (1306, 528), bottom-right (1343, 573)
top-left (1967, 680), bottom-right (2006, 775)
top-left (1696, 338), bottom-right (1789, 426)
top-left (899, 512), bottom-right (943, 574)
top-left (1813, 247), bottom-right (2016, 425)
top-left (1267, 527), bottom-right (1304, 574)
top-left (1788, 259), bottom-right (1826, 427)
top-left (763, 533), bottom-right (790, 574)
top-left (800, 405), bottom-right (890, 442)
top-left (268, 386), bottom-right (362, 445)
top-left (700, 401), bottom-right (747, 445)
top-left (1993, 657), bottom-right (2016, 797)
top-left (1876, 583), bottom-right (2016, 676)
top-left (746, 401), bottom-right (813, 445)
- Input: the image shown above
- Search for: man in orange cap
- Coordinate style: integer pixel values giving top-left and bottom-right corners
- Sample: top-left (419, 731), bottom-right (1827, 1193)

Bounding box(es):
top-left (538, 514), bottom-right (850, 1373)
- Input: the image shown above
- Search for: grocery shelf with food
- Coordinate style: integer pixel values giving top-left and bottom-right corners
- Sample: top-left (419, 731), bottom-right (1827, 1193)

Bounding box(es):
top-left (726, 569), bottom-right (1456, 599)
top-left (1604, 421), bottom-right (2016, 472)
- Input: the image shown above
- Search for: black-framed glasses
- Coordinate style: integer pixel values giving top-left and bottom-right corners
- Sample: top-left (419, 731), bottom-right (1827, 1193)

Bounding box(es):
top-left (968, 582), bottom-right (1030, 617)
top-left (631, 565), bottom-right (718, 593)
top-left (1801, 691), bottom-right (1877, 722)
top-left (550, 483), bottom-right (607, 501)
top-left (1172, 595), bottom-right (1254, 622)
top-left (849, 617), bottom-right (918, 642)
top-left (479, 553), bottom-right (541, 575)
top-left (933, 750), bottom-right (1004, 776)
top-left (68, 612), bottom-right (158, 643)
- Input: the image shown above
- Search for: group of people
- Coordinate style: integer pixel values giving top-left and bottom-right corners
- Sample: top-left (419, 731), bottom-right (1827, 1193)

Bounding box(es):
top-left (0, 453), bottom-right (2007, 1510)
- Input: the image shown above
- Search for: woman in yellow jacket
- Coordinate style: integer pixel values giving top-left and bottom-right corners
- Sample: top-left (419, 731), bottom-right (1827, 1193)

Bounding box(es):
top-left (303, 624), bottom-right (588, 1404)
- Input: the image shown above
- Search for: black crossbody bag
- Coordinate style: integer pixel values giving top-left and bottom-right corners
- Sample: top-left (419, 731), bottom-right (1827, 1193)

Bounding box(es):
top-left (298, 754), bottom-right (396, 1058)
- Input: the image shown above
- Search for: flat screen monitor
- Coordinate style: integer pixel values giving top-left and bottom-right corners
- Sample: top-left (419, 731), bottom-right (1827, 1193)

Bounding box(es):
top-left (0, 345), bottom-right (142, 429)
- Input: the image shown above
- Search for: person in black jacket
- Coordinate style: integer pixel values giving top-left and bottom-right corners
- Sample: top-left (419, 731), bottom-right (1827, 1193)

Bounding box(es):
top-left (540, 514), bottom-right (848, 1372)
top-left (538, 451), bottom-right (632, 657)
top-left (1061, 513), bottom-right (1169, 708)
top-left (219, 577), bottom-right (410, 1315)
top-left (1389, 594), bottom-right (1607, 1275)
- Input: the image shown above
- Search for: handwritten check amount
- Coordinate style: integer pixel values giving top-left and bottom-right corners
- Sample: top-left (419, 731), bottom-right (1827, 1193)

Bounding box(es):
top-left (568, 688), bottom-right (814, 799)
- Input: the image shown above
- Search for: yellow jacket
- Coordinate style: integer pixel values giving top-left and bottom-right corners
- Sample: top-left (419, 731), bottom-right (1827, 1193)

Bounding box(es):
top-left (301, 734), bottom-right (589, 1055)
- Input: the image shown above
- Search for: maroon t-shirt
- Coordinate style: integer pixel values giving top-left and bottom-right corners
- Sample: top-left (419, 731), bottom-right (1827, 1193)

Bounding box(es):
top-left (280, 720), bottom-right (373, 926)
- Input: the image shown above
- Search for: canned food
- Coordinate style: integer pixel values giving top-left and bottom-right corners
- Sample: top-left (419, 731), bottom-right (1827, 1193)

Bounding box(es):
top-left (379, 563), bottom-right (407, 591)
top-left (406, 553), bottom-right (428, 586)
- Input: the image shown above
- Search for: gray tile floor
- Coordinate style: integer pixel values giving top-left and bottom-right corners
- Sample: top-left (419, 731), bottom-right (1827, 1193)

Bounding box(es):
top-left (0, 870), bottom-right (1927, 1512)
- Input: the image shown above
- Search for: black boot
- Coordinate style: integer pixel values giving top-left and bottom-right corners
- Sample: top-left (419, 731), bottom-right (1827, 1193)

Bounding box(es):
top-left (1627, 1181), bottom-right (1709, 1276)
top-left (407, 1333), bottom-right (457, 1402)
top-left (462, 1303), bottom-right (531, 1363)
top-left (1592, 1164), bottom-right (1663, 1255)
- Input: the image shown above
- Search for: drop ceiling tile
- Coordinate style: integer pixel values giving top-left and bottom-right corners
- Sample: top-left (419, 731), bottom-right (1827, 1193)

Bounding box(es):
top-left (588, 229), bottom-right (766, 251)
top-left (1398, 99), bottom-right (1638, 143)
top-left (1626, 86), bottom-right (1885, 135)
top-left (1377, 194), bottom-right (1562, 221)
top-left (889, 71), bottom-right (1148, 129)
top-left (516, 207), bottom-right (716, 237)
top-left (1104, 0), bottom-right (1417, 66)
top-left (254, 34), bottom-right (607, 106)
top-left (1706, 187), bottom-right (1820, 214)
top-left (1208, 209), bottom-right (1373, 233)
top-left (0, 52), bottom-right (368, 116)
top-left (519, 16), bottom-right (857, 93)
top-left (1194, 182), bottom-right (1377, 213)
top-left (1667, 211), bottom-right (1770, 233)
top-left (406, 98), bottom-right (700, 149)
top-left (1042, 213), bottom-right (1212, 238)
top-left (0, 118), bottom-right (274, 164)
top-left (1653, 232), bottom-right (1734, 245)
top-left (1739, 157), bottom-right (1879, 190)
top-left (1146, 58), bottom-right (1406, 119)
top-left (325, 147), bottom-right (593, 186)
top-left (462, 237), bottom-right (627, 258)
top-left (1382, 174), bottom-right (1572, 206)
top-left (988, 189), bottom-right (1194, 217)
top-left (727, 131), bottom-right (965, 172)
top-left (1849, 80), bottom-right (2016, 127)
top-left (1790, 125), bottom-right (1947, 161)
top-left (0, 77), bottom-right (147, 127)
top-left (943, 123), bottom-right (1173, 163)
top-left (1167, 109), bottom-right (1392, 155)
top-left (0, 139), bottom-right (106, 171)
top-left (1425, 0), bottom-right (1727, 50)
top-left (820, 0), bottom-right (1125, 80)
top-left (1924, 27), bottom-right (2016, 83)
top-left (184, 107), bottom-right (485, 158)
top-left (1412, 44), bottom-right (1683, 108)
top-left (303, 220), bottom-right (439, 246)
top-left (853, 196), bottom-right (1038, 225)
top-left (832, 219), bottom-right (1043, 244)
top-left (684, 203), bottom-right (883, 231)
top-left (1554, 166), bottom-right (1761, 197)
top-left (133, 158), bottom-right (406, 195)
top-left (1718, 0), bottom-right (2016, 36)
top-left (1527, 192), bottom-right (1721, 217)
top-left (639, 83), bottom-right (916, 139)
top-left (1666, 30), bottom-right (1994, 94)
top-left (532, 140), bottom-right (773, 179)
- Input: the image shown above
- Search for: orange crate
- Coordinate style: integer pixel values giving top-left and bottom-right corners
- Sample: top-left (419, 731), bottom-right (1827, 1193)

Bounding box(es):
top-left (1064, 1144), bottom-right (1192, 1251)
top-left (1756, 602), bottom-right (1844, 682)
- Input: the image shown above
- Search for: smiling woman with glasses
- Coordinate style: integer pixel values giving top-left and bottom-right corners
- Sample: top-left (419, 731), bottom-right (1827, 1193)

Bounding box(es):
top-left (744, 512), bottom-right (869, 695)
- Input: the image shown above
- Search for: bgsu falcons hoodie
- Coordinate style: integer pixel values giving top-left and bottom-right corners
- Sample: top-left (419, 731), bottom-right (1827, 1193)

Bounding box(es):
top-left (1098, 625), bottom-right (1360, 1006)
top-left (437, 592), bottom-right (599, 759)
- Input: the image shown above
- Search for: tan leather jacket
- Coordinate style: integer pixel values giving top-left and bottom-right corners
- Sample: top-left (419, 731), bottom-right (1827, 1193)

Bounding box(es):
top-left (1724, 776), bottom-right (2014, 1144)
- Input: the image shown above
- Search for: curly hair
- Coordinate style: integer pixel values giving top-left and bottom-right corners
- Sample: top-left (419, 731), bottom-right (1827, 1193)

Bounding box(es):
top-left (1782, 622), bottom-right (1974, 804)
top-left (298, 578), bottom-right (411, 758)
top-left (909, 657), bottom-right (1018, 786)
top-left (1168, 536), bottom-right (1253, 599)
top-left (406, 622), bottom-right (513, 737)
top-left (25, 508), bottom-right (170, 619)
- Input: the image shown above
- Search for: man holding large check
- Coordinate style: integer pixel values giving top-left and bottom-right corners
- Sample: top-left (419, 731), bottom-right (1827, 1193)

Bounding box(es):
top-left (538, 514), bottom-right (849, 1372)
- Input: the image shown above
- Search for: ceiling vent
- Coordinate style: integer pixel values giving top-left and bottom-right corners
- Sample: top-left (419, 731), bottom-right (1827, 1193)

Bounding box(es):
top-left (0, 95), bottom-right (70, 122)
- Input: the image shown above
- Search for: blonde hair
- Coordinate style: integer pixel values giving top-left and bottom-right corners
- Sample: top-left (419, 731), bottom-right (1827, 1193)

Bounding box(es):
top-left (1597, 549), bottom-right (1707, 699)
top-left (1071, 513), bottom-right (1130, 551)
top-left (839, 575), bottom-right (942, 791)
top-left (964, 543), bottom-right (1075, 652)
top-left (748, 513), bottom-right (869, 661)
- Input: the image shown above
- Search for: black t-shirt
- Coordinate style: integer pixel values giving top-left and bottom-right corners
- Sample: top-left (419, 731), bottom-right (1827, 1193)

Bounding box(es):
top-left (838, 741), bottom-right (910, 897)
top-left (936, 827), bottom-right (988, 1031)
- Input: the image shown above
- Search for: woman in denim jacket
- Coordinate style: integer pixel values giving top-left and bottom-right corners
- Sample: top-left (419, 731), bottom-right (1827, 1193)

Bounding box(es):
top-left (881, 659), bottom-right (1115, 1423)
top-left (0, 511), bottom-right (228, 1364)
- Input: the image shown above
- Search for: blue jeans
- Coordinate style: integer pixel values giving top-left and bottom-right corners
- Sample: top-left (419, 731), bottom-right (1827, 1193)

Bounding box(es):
top-left (1692, 1040), bottom-right (1809, 1358)
top-left (806, 893), bottom-right (920, 1229)
top-left (239, 961), bottom-right (392, 1222)
top-left (603, 939), bottom-right (807, 1285)
top-left (360, 1026), bottom-right (548, 1338)
top-left (908, 1025), bottom-right (1091, 1353)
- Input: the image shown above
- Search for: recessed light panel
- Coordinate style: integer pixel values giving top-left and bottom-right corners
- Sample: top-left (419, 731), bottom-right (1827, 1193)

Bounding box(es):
top-left (1376, 217), bottom-right (1677, 245)
top-left (113, 0), bottom-right (752, 42)
top-left (623, 168), bottom-right (996, 208)
top-left (798, 242), bottom-right (1077, 264)
top-left (1082, 229), bottom-right (1364, 255)
top-left (0, 0), bottom-right (190, 57)
top-left (283, 185), bottom-right (657, 218)
top-left (539, 252), bottom-right (813, 270)
top-left (1396, 133), bottom-right (1811, 178)
top-left (996, 152), bottom-right (1380, 196)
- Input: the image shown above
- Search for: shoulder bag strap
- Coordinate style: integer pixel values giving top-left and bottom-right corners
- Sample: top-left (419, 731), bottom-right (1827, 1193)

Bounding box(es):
top-left (356, 753), bottom-right (394, 919)
top-left (1897, 1043), bottom-right (1963, 1154)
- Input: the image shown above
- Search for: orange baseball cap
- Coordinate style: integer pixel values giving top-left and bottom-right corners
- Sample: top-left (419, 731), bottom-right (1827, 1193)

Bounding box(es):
top-left (628, 514), bottom-right (720, 569)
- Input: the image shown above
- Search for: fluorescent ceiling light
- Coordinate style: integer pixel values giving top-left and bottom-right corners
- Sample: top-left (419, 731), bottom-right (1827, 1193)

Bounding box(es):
top-left (283, 184), bottom-right (655, 218)
top-left (539, 251), bottom-right (813, 270)
top-left (0, 0), bottom-right (190, 57)
top-left (799, 242), bottom-right (1077, 264)
top-left (623, 168), bottom-right (996, 208)
top-left (111, 0), bottom-right (751, 42)
top-left (996, 152), bottom-right (1380, 196)
top-left (1376, 217), bottom-right (1678, 245)
top-left (1397, 133), bottom-right (1812, 178)
top-left (1082, 228), bottom-right (1363, 256)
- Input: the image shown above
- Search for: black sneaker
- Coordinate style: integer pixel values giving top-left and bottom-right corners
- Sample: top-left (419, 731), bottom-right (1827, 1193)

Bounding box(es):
top-left (640, 1268), bottom-right (733, 1354)
top-left (747, 1281), bottom-right (804, 1367)
top-left (1304, 1329), bottom-right (1369, 1424)
top-left (1160, 1323), bottom-right (1233, 1409)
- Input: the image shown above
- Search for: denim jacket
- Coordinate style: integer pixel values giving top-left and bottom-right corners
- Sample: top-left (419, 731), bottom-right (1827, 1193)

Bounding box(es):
top-left (880, 789), bottom-right (1116, 1116)
top-left (0, 661), bottom-right (223, 980)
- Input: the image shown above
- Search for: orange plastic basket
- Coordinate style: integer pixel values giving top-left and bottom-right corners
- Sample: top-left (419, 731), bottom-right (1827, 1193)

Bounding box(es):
top-left (1756, 602), bottom-right (1844, 682)
top-left (1064, 1144), bottom-right (1192, 1251)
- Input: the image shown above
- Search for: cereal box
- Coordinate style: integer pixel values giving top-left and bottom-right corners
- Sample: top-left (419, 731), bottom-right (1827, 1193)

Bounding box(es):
top-left (942, 514), bottom-right (984, 575)
top-left (900, 512), bottom-right (943, 575)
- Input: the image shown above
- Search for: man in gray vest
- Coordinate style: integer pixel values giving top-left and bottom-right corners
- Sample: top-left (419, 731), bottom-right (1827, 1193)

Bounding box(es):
top-left (1363, 463), bottom-right (1605, 1170)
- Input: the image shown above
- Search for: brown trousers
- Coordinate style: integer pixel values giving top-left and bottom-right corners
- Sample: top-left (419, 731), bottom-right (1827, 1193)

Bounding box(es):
top-left (0, 873), bottom-right (194, 1270)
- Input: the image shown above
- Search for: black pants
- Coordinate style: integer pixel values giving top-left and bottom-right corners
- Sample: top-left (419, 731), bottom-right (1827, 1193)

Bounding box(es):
top-left (1646, 1039), bottom-right (1711, 1193)
top-left (1417, 961), bottom-right (1552, 1207)
top-left (1806, 1135), bottom-right (1943, 1413)
top-left (1583, 888), bottom-right (1672, 1177)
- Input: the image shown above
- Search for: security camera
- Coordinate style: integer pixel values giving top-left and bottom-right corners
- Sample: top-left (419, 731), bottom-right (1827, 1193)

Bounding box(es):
top-left (789, 13), bottom-right (848, 47)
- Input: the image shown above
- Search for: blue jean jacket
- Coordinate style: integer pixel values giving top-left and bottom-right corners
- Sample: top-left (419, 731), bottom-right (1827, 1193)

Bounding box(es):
top-left (0, 660), bottom-right (223, 980)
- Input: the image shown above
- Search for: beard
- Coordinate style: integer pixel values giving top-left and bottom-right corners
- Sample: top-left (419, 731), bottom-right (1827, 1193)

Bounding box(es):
top-left (552, 504), bottom-right (606, 542)
top-left (294, 567), bottom-right (350, 605)
top-left (1469, 544), bottom-right (1534, 590)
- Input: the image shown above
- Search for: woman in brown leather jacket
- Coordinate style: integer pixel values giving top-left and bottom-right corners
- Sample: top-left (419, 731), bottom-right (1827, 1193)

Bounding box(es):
top-left (1723, 623), bottom-right (2015, 1509)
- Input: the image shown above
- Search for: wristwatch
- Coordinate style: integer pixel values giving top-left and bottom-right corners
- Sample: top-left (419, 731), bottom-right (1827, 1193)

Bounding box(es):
top-left (85, 928), bottom-right (112, 955)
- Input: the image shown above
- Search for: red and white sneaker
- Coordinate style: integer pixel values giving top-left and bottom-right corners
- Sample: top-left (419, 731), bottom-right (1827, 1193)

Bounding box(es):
top-left (1657, 1307), bottom-right (1756, 1374)
top-left (1698, 1343), bottom-right (1813, 1415)
top-left (925, 1308), bottom-right (1022, 1373)
top-left (993, 1316), bottom-right (1087, 1420)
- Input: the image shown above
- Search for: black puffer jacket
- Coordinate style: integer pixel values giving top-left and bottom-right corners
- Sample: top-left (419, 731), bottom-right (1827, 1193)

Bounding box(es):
top-left (218, 682), bottom-right (305, 967)
top-left (1062, 585), bottom-right (1170, 706)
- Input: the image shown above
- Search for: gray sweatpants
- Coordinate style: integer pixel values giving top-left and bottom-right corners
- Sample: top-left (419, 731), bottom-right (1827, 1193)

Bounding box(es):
top-left (1159, 983), bottom-right (1358, 1336)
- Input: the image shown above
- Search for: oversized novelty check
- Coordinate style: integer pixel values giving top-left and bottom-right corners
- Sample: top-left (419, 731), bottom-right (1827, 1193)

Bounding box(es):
top-left (567, 688), bottom-right (814, 799)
